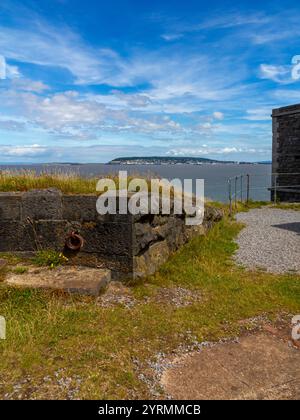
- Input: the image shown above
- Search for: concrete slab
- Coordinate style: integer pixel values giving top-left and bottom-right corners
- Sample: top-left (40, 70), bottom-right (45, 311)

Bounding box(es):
top-left (161, 333), bottom-right (300, 400)
top-left (5, 266), bottom-right (111, 296)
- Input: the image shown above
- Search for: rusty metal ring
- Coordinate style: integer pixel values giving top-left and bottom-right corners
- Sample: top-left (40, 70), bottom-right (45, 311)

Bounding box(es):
top-left (65, 232), bottom-right (84, 251)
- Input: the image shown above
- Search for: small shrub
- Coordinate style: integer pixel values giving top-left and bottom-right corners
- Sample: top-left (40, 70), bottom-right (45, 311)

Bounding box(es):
top-left (33, 250), bottom-right (68, 269)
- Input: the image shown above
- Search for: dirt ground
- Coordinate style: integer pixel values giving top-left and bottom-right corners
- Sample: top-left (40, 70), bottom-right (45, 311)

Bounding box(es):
top-left (161, 323), bottom-right (300, 400)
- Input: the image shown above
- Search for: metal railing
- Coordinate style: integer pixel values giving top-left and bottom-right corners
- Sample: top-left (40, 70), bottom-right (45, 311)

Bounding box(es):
top-left (228, 172), bottom-right (300, 215)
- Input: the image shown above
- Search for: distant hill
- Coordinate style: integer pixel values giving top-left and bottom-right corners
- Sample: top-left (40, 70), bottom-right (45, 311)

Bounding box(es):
top-left (108, 156), bottom-right (238, 165)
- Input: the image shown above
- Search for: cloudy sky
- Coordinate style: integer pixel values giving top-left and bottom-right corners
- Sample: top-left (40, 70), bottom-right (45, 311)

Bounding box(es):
top-left (0, 0), bottom-right (299, 163)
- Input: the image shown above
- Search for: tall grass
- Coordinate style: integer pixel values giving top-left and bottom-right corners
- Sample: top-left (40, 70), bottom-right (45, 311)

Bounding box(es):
top-left (0, 170), bottom-right (97, 194)
top-left (0, 170), bottom-right (193, 199)
top-left (0, 170), bottom-right (152, 194)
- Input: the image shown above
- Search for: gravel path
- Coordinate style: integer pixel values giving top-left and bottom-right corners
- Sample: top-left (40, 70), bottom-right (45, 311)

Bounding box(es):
top-left (234, 207), bottom-right (300, 274)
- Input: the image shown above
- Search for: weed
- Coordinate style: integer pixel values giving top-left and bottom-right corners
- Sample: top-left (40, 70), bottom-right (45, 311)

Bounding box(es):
top-left (32, 250), bottom-right (68, 269)
top-left (12, 267), bottom-right (29, 275)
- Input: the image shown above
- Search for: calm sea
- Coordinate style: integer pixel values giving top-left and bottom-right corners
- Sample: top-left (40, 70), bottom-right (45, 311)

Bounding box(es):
top-left (0, 163), bottom-right (272, 202)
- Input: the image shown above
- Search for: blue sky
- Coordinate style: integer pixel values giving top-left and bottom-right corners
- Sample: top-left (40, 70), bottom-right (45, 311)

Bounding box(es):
top-left (0, 0), bottom-right (300, 163)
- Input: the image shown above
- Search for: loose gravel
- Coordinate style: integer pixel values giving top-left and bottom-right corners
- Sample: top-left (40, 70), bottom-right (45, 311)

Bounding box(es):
top-left (234, 207), bottom-right (300, 274)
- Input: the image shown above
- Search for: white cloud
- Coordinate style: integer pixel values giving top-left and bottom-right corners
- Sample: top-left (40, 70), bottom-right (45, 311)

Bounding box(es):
top-left (272, 89), bottom-right (300, 102)
top-left (11, 78), bottom-right (49, 92)
top-left (167, 146), bottom-right (267, 157)
top-left (161, 33), bottom-right (184, 41)
top-left (251, 29), bottom-right (300, 45)
top-left (0, 23), bottom-right (126, 85)
top-left (110, 90), bottom-right (152, 108)
top-left (244, 108), bottom-right (271, 121)
top-left (0, 88), bottom-right (183, 137)
top-left (0, 144), bottom-right (47, 157)
top-left (213, 111), bottom-right (224, 120)
top-left (221, 147), bottom-right (238, 154)
top-left (198, 13), bottom-right (270, 30)
top-left (28, 91), bottom-right (107, 129)
top-left (6, 63), bottom-right (21, 79)
top-left (234, 10), bottom-right (300, 45)
top-left (0, 55), bottom-right (21, 79)
top-left (159, 12), bottom-right (270, 42)
top-left (0, 119), bottom-right (26, 131)
top-left (0, 15), bottom-right (249, 101)
top-left (259, 64), bottom-right (293, 84)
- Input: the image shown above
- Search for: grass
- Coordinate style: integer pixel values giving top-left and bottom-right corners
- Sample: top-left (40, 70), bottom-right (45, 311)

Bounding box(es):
top-left (271, 202), bottom-right (300, 211)
top-left (223, 199), bottom-right (300, 216)
top-left (0, 170), bottom-right (155, 194)
top-left (11, 267), bottom-right (29, 275)
top-left (32, 250), bottom-right (68, 269)
top-left (0, 170), bottom-right (98, 194)
top-left (0, 214), bottom-right (299, 399)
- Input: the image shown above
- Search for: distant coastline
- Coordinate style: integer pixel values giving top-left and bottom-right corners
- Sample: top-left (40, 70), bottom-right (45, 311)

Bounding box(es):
top-left (108, 156), bottom-right (271, 165)
top-left (0, 158), bottom-right (272, 166)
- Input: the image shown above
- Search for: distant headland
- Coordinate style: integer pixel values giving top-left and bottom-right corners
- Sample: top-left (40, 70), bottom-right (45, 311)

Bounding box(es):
top-left (108, 156), bottom-right (271, 165)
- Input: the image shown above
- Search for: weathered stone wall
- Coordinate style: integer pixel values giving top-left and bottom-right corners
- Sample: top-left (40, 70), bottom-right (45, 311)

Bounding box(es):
top-left (272, 104), bottom-right (300, 202)
top-left (133, 207), bottom-right (222, 277)
top-left (0, 189), bottom-right (223, 279)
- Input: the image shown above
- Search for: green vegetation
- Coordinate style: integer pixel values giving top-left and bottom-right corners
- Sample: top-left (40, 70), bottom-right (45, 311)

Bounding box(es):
top-left (109, 156), bottom-right (236, 164)
top-left (0, 253), bottom-right (22, 265)
top-left (271, 202), bottom-right (300, 211)
top-left (32, 250), bottom-right (68, 269)
top-left (0, 214), bottom-right (299, 399)
top-left (11, 267), bottom-right (29, 275)
top-left (0, 170), bottom-right (97, 194)
top-left (0, 170), bottom-right (152, 194)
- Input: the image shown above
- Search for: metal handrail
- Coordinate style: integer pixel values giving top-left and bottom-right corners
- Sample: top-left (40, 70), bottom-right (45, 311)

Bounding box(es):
top-left (227, 172), bottom-right (300, 215)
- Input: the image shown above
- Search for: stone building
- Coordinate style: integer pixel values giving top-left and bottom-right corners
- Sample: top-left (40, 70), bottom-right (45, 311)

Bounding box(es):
top-left (272, 104), bottom-right (300, 202)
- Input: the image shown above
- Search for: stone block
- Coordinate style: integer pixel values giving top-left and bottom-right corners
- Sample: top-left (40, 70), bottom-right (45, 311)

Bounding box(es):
top-left (0, 192), bottom-right (22, 220)
top-left (67, 253), bottom-right (133, 279)
top-left (34, 220), bottom-right (71, 250)
top-left (5, 266), bottom-right (111, 296)
top-left (0, 221), bottom-right (35, 252)
top-left (133, 223), bottom-right (162, 255)
top-left (62, 195), bottom-right (98, 221)
top-left (22, 188), bottom-right (63, 220)
top-left (133, 241), bottom-right (170, 278)
top-left (62, 194), bottom-right (133, 223)
top-left (80, 222), bottom-right (133, 256)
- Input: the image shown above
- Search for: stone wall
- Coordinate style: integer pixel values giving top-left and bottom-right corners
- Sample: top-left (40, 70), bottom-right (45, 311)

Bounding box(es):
top-left (0, 189), bottom-right (223, 279)
top-left (272, 104), bottom-right (300, 202)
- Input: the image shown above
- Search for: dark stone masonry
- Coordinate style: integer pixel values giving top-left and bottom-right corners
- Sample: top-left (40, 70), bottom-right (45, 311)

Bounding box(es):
top-left (0, 189), bottom-right (223, 280)
top-left (272, 104), bottom-right (300, 202)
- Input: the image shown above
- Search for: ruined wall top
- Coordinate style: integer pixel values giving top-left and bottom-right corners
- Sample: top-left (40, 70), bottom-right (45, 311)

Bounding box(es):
top-left (272, 103), bottom-right (300, 117)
